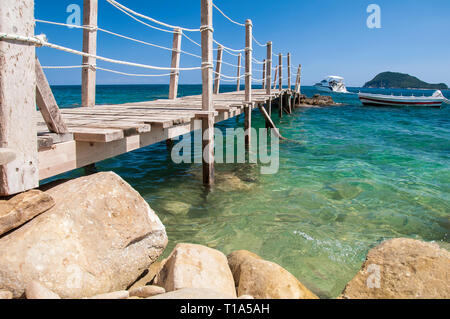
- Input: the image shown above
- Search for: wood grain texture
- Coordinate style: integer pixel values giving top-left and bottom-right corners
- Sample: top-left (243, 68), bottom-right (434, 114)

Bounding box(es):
top-left (169, 28), bottom-right (182, 100)
top-left (0, 0), bottom-right (39, 195)
top-left (35, 58), bottom-right (69, 134)
top-left (82, 0), bottom-right (98, 107)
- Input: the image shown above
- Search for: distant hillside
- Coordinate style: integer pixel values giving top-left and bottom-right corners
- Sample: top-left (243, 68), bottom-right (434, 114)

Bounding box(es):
top-left (364, 72), bottom-right (448, 90)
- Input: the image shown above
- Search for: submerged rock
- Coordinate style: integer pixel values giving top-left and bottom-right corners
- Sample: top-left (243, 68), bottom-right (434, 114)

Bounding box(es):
top-left (340, 238), bottom-right (450, 299)
top-left (0, 190), bottom-right (55, 236)
top-left (163, 201), bottom-right (192, 215)
top-left (154, 243), bottom-right (237, 298)
top-left (227, 250), bottom-right (318, 299)
top-left (0, 172), bottom-right (168, 299)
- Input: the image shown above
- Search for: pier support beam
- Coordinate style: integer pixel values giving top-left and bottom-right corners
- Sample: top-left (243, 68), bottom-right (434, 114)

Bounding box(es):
top-left (201, 0), bottom-right (214, 186)
top-left (236, 53), bottom-right (242, 91)
top-left (82, 0), bottom-right (98, 107)
top-left (214, 45), bottom-right (223, 94)
top-left (169, 28), bottom-right (182, 99)
top-left (244, 19), bottom-right (253, 150)
top-left (0, 0), bottom-right (39, 196)
top-left (273, 67), bottom-right (278, 90)
top-left (266, 41), bottom-right (272, 95)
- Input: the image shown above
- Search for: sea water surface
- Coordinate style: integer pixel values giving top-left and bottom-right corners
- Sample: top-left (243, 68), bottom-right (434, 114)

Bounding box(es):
top-left (48, 85), bottom-right (450, 298)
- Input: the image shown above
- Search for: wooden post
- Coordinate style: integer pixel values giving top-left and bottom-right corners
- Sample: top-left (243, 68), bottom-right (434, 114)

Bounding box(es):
top-left (245, 19), bottom-right (253, 150)
top-left (201, 0), bottom-right (214, 186)
top-left (213, 45), bottom-right (223, 94)
top-left (287, 53), bottom-right (291, 90)
top-left (245, 20), bottom-right (253, 103)
top-left (262, 59), bottom-right (266, 89)
top-left (36, 58), bottom-right (70, 134)
top-left (273, 67), bottom-right (278, 90)
top-left (278, 53), bottom-right (283, 91)
top-left (0, 0), bottom-right (39, 195)
top-left (169, 28), bottom-right (182, 99)
top-left (295, 64), bottom-right (302, 93)
top-left (266, 41), bottom-right (272, 95)
top-left (82, 0), bottom-right (98, 107)
top-left (236, 53), bottom-right (242, 91)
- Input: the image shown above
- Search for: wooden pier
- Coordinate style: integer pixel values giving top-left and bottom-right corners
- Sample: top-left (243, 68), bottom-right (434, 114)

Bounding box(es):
top-left (0, 0), bottom-right (302, 196)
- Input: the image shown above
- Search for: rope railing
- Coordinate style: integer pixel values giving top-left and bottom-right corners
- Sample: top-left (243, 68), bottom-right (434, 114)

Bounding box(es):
top-left (212, 3), bottom-right (245, 27)
top-left (106, 0), bottom-right (200, 32)
top-left (35, 19), bottom-right (203, 60)
top-left (0, 33), bottom-right (203, 72)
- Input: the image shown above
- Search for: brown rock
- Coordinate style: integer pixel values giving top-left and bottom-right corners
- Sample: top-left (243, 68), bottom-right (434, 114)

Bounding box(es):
top-left (154, 243), bottom-right (237, 298)
top-left (26, 281), bottom-right (61, 299)
top-left (0, 172), bottom-right (168, 299)
top-left (340, 238), bottom-right (450, 299)
top-left (148, 288), bottom-right (235, 299)
top-left (129, 285), bottom-right (165, 298)
top-left (0, 190), bottom-right (55, 236)
top-left (0, 290), bottom-right (13, 299)
top-left (227, 250), bottom-right (318, 299)
top-left (128, 261), bottom-right (165, 290)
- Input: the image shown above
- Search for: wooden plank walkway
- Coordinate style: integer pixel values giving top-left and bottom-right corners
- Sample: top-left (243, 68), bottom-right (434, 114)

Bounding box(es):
top-left (37, 89), bottom-right (286, 181)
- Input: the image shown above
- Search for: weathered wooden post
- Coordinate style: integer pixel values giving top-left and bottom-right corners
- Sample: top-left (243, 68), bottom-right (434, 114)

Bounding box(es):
top-left (244, 19), bottom-right (253, 149)
top-left (273, 67), bottom-right (278, 90)
top-left (295, 64), bottom-right (302, 93)
top-left (287, 53), bottom-right (292, 113)
top-left (236, 53), bottom-right (242, 91)
top-left (287, 53), bottom-right (292, 90)
top-left (278, 53), bottom-right (283, 91)
top-left (266, 42), bottom-right (272, 95)
top-left (201, 0), bottom-right (214, 185)
top-left (262, 59), bottom-right (266, 89)
top-left (169, 28), bottom-right (182, 99)
top-left (213, 45), bottom-right (223, 94)
top-left (0, 0), bottom-right (39, 195)
top-left (82, 0), bottom-right (98, 107)
top-left (278, 54), bottom-right (283, 117)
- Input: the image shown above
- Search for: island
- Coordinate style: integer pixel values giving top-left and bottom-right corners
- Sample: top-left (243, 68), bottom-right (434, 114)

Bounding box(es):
top-left (364, 72), bottom-right (448, 90)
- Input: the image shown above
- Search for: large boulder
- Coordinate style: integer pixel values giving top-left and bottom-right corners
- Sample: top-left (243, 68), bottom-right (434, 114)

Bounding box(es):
top-left (0, 172), bottom-right (168, 298)
top-left (227, 250), bottom-right (318, 299)
top-left (154, 243), bottom-right (237, 298)
top-left (340, 238), bottom-right (450, 299)
top-left (0, 190), bottom-right (55, 236)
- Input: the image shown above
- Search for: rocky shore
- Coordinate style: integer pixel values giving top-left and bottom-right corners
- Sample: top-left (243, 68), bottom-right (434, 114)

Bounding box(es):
top-left (0, 172), bottom-right (448, 299)
top-left (297, 94), bottom-right (340, 107)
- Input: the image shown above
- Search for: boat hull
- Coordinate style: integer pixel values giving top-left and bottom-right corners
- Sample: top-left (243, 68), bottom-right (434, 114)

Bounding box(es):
top-left (359, 94), bottom-right (443, 108)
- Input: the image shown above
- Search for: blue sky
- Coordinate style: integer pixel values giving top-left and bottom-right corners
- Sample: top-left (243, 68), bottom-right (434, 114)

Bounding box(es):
top-left (35, 0), bottom-right (450, 87)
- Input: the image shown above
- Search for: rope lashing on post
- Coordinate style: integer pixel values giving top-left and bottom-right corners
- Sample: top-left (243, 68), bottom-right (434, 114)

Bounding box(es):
top-left (106, 0), bottom-right (200, 32)
top-left (0, 33), bottom-right (203, 72)
top-left (35, 19), bottom-right (203, 60)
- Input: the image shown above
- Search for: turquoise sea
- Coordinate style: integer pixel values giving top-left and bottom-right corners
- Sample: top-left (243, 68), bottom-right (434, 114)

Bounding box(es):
top-left (48, 85), bottom-right (450, 298)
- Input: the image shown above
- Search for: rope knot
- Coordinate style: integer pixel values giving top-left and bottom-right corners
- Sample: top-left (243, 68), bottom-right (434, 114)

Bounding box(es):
top-left (199, 25), bottom-right (214, 33)
top-left (34, 34), bottom-right (47, 47)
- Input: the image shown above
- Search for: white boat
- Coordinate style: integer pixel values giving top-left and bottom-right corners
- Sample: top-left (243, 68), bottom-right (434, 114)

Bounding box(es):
top-left (314, 76), bottom-right (349, 93)
top-left (358, 90), bottom-right (448, 108)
